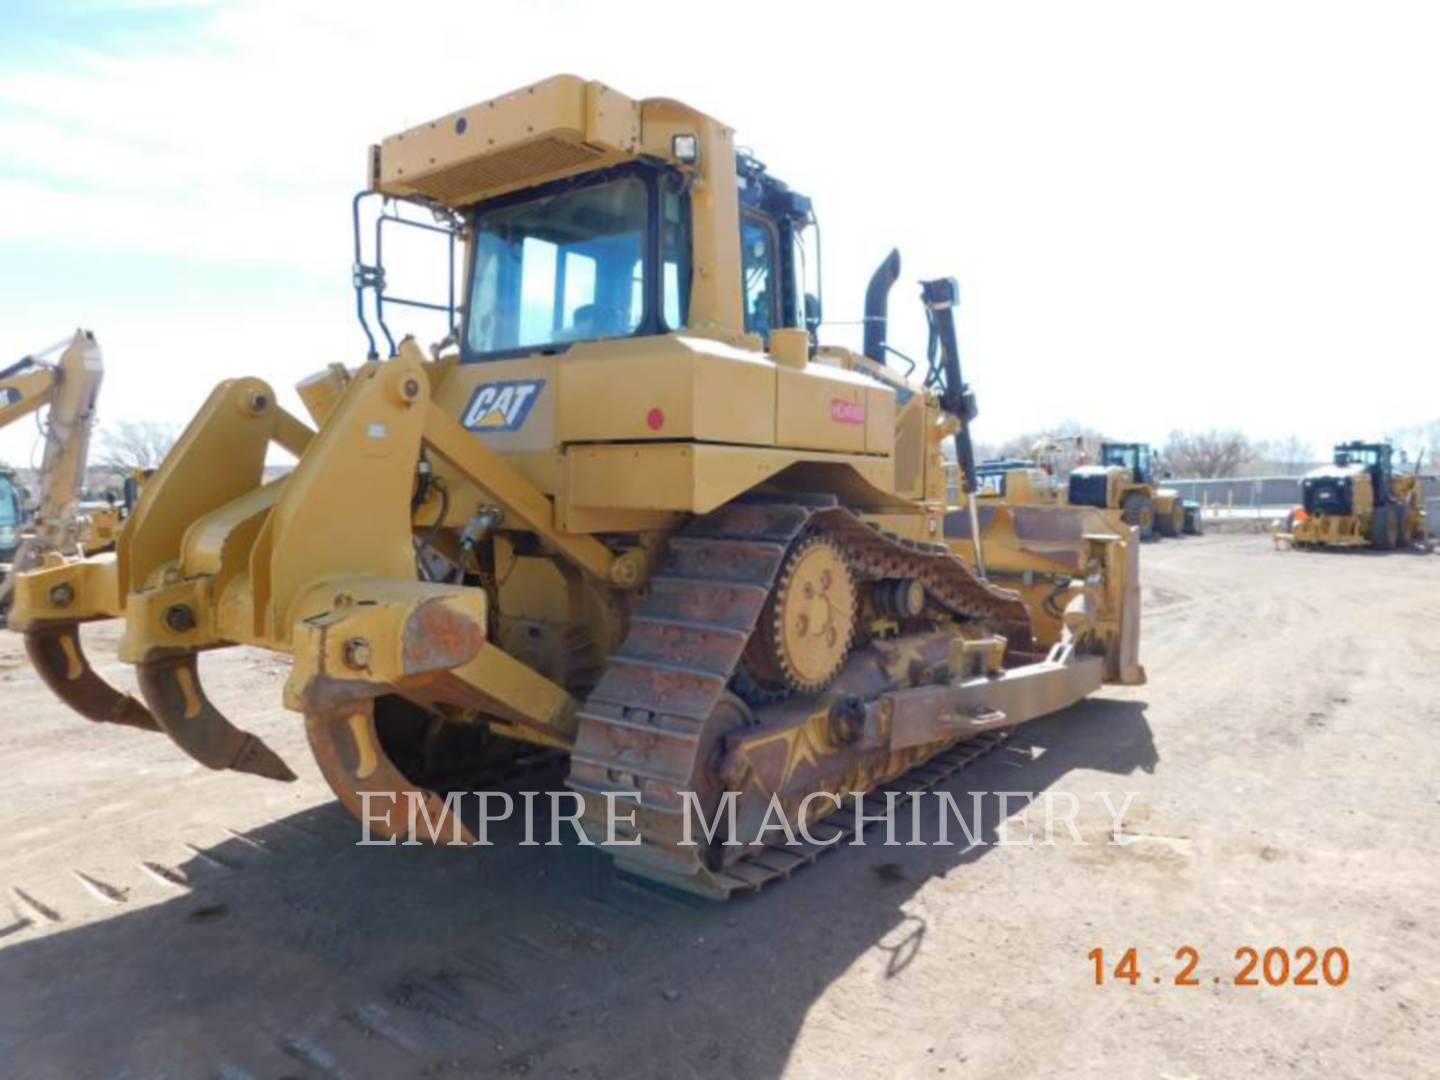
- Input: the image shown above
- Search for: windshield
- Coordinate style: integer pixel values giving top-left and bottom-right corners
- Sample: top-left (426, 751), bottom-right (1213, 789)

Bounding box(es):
top-left (1103, 444), bottom-right (1149, 478)
top-left (1335, 446), bottom-right (1381, 468)
top-left (465, 173), bottom-right (649, 356)
top-left (0, 480), bottom-right (19, 528)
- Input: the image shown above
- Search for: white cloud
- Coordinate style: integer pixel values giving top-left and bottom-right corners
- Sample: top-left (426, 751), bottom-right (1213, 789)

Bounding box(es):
top-left (2, 0), bottom-right (1438, 466)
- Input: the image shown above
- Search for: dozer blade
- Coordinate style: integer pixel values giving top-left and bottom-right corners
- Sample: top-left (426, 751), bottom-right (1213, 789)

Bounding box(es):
top-left (24, 626), bottom-right (157, 731)
top-left (135, 654), bottom-right (296, 781)
top-left (305, 699), bottom-right (478, 844)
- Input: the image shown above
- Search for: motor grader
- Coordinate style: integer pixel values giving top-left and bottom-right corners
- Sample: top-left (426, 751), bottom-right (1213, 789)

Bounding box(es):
top-left (9, 75), bottom-right (1143, 898)
top-left (1068, 441), bottom-right (1191, 539)
top-left (1281, 441), bottom-right (1427, 550)
top-left (0, 331), bottom-right (108, 614)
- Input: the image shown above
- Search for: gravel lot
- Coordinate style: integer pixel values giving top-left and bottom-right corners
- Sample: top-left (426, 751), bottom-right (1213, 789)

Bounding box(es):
top-left (1, 533), bottom-right (1437, 1078)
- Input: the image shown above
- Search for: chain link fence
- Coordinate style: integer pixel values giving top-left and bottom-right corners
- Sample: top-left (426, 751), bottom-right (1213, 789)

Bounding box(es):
top-left (1165, 474), bottom-right (1440, 526)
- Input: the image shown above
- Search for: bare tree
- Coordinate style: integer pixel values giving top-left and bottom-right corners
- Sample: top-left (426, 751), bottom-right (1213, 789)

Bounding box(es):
top-left (1255, 435), bottom-right (1314, 476)
top-left (970, 439), bottom-right (1000, 463)
top-left (95, 420), bottom-right (179, 472)
top-left (991, 421), bottom-right (1106, 474)
top-left (1163, 429), bottom-right (1256, 479)
top-left (1391, 418), bottom-right (1440, 469)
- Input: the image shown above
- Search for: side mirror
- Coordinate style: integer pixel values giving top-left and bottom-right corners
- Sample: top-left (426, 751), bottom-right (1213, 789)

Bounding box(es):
top-left (960, 386), bottom-right (979, 423)
top-left (804, 293), bottom-right (822, 333)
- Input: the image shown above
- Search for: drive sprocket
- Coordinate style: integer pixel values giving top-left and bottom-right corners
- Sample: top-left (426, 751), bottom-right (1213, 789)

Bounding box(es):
top-left (748, 533), bottom-right (858, 695)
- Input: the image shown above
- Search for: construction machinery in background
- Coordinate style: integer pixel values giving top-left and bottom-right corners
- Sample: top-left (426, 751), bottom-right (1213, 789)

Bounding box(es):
top-left (0, 467), bottom-right (22, 569)
top-left (974, 459), bottom-right (1059, 503)
top-left (0, 331), bottom-right (107, 614)
top-left (971, 436), bottom-right (1091, 506)
top-left (1068, 441), bottom-right (1196, 539)
top-left (1280, 441), bottom-right (1427, 550)
top-left (9, 76), bottom-right (1143, 898)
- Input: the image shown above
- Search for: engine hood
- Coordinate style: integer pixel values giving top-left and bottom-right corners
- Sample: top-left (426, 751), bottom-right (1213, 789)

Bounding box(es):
top-left (1304, 463), bottom-right (1365, 482)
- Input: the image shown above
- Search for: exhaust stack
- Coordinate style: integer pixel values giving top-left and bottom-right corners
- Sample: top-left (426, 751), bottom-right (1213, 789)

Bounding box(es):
top-left (863, 249), bottom-right (902, 364)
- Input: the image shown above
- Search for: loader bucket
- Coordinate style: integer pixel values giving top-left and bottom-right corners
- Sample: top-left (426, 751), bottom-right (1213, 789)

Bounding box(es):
top-left (135, 653), bottom-right (296, 781)
top-left (24, 625), bottom-right (157, 731)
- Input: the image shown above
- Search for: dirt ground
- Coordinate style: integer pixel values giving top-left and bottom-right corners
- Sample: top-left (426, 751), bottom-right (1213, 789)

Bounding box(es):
top-left (1, 534), bottom-right (1437, 1079)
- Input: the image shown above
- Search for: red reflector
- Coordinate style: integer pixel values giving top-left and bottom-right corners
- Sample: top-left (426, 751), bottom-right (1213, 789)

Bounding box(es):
top-left (646, 407), bottom-right (664, 431)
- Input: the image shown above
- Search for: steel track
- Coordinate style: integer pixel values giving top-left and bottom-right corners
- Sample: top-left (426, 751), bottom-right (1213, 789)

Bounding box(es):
top-left (564, 495), bottom-right (1027, 897)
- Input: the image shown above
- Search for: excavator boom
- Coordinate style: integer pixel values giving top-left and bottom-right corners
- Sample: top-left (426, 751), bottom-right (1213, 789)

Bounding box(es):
top-left (0, 330), bottom-right (106, 611)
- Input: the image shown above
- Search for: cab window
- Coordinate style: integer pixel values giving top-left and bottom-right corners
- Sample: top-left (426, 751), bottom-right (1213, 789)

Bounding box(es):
top-left (466, 173), bottom-right (649, 356)
top-left (740, 215), bottom-right (777, 338)
top-left (661, 185), bottom-right (689, 330)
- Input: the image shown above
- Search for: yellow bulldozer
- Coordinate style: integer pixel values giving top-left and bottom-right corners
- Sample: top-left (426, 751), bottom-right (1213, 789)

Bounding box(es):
top-left (974, 458), bottom-right (1062, 505)
top-left (1282, 441), bottom-right (1427, 550)
top-left (970, 438), bottom-right (1085, 507)
top-left (8, 76), bottom-right (1143, 897)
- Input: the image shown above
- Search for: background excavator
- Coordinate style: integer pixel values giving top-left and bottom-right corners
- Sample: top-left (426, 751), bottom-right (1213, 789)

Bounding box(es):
top-left (0, 466), bottom-right (23, 569)
top-left (8, 76), bottom-right (1143, 898)
top-left (0, 331), bottom-right (108, 615)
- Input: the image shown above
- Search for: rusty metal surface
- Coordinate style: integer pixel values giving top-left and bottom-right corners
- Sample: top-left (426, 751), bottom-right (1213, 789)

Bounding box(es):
top-left (23, 626), bottom-right (158, 731)
top-left (565, 494), bottom-right (1050, 897)
top-left (632, 732), bottom-right (1012, 898)
top-left (401, 596), bottom-right (487, 677)
top-left (136, 654), bottom-right (296, 781)
top-left (305, 699), bottom-right (479, 844)
top-left (813, 507), bottom-right (1033, 655)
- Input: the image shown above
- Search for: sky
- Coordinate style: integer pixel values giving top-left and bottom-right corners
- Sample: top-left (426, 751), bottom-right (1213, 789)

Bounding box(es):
top-left (2, 0), bottom-right (1439, 469)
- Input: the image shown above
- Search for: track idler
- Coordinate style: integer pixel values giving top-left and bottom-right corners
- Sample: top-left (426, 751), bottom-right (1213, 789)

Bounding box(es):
top-left (135, 653), bottom-right (296, 781)
top-left (24, 626), bottom-right (157, 732)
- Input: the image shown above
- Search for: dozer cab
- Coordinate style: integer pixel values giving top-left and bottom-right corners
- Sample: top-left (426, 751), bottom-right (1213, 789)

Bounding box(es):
top-left (1282, 441), bottom-right (1427, 550)
top-left (1068, 441), bottom-right (1191, 539)
top-left (9, 76), bottom-right (1143, 898)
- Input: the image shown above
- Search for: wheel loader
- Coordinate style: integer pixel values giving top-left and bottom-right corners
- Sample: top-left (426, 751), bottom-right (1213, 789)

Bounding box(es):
top-left (8, 76), bottom-right (1144, 898)
top-left (1068, 441), bottom-right (1189, 539)
top-left (0, 331), bottom-right (107, 614)
top-left (1281, 441), bottom-right (1427, 550)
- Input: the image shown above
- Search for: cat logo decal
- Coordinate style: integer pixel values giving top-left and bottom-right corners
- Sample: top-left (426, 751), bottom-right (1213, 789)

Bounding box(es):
top-left (461, 379), bottom-right (546, 433)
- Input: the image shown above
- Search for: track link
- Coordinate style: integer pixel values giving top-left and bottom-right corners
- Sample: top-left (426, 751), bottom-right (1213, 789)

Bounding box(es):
top-left (565, 496), bottom-right (1031, 897)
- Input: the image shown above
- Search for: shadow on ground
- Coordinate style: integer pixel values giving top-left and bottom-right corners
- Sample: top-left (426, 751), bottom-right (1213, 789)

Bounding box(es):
top-left (0, 697), bottom-right (1156, 1079)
